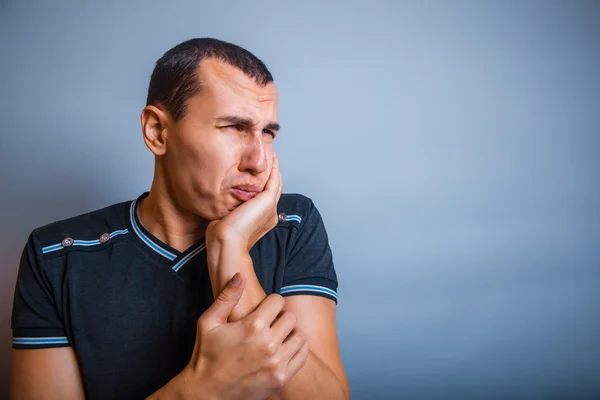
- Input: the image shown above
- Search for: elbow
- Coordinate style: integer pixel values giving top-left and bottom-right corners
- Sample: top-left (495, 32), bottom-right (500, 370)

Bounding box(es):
top-left (341, 385), bottom-right (351, 400)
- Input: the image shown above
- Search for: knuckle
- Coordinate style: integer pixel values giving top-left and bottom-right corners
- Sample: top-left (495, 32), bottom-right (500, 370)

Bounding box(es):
top-left (262, 357), bottom-right (279, 376)
top-left (248, 318), bottom-right (265, 334)
top-left (263, 340), bottom-right (278, 356)
top-left (265, 358), bottom-right (277, 371)
top-left (267, 352), bottom-right (281, 369)
top-left (297, 330), bottom-right (307, 342)
top-left (292, 330), bottom-right (307, 346)
top-left (271, 368), bottom-right (287, 387)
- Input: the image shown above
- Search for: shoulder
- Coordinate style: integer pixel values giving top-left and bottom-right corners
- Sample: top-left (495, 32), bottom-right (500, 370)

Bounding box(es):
top-left (276, 193), bottom-right (317, 228)
top-left (30, 199), bottom-right (132, 257)
top-left (277, 192), bottom-right (313, 211)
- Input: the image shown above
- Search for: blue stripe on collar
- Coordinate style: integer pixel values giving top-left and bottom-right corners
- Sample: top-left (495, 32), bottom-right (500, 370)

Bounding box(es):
top-left (129, 199), bottom-right (177, 261)
top-left (172, 241), bottom-right (207, 272)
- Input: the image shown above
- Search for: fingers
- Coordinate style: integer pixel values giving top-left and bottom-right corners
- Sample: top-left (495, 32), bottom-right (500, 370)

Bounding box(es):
top-left (248, 294), bottom-right (286, 330)
top-left (198, 273), bottom-right (245, 333)
top-left (265, 153), bottom-right (282, 197)
top-left (286, 339), bottom-right (309, 378)
top-left (270, 310), bottom-right (297, 344)
top-left (275, 155), bottom-right (283, 202)
top-left (281, 329), bottom-right (309, 374)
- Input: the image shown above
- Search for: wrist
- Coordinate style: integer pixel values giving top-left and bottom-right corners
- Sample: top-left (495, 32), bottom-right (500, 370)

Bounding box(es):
top-left (205, 227), bottom-right (247, 250)
top-left (206, 237), bottom-right (251, 276)
top-left (205, 239), bottom-right (266, 321)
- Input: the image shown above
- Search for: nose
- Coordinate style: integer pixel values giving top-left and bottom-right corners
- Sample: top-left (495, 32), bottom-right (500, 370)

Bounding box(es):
top-left (238, 133), bottom-right (268, 175)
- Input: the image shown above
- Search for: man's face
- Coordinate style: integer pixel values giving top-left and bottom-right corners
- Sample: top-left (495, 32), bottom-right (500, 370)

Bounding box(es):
top-left (163, 59), bottom-right (279, 220)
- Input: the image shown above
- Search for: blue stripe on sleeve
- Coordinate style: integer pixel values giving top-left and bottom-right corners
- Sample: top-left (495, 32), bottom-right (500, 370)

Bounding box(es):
top-left (280, 284), bottom-right (337, 299)
top-left (13, 336), bottom-right (70, 346)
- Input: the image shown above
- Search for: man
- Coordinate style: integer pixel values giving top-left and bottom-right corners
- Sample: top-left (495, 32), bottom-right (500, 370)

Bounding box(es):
top-left (9, 38), bottom-right (349, 399)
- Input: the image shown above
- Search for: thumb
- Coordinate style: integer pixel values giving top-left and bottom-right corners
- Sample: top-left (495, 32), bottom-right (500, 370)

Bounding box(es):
top-left (200, 272), bottom-right (245, 332)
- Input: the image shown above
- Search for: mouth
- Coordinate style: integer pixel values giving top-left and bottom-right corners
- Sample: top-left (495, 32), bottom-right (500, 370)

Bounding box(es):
top-left (231, 186), bottom-right (261, 202)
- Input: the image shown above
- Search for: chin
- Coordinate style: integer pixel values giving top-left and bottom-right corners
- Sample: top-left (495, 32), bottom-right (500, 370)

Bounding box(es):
top-left (213, 210), bottom-right (231, 220)
top-left (210, 203), bottom-right (237, 220)
top-left (203, 193), bottom-right (242, 220)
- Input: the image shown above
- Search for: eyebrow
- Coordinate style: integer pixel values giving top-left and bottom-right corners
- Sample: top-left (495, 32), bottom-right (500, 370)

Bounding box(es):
top-left (215, 115), bottom-right (280, 132)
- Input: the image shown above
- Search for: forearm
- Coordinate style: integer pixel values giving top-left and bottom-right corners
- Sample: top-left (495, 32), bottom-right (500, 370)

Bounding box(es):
top-left (206, 237), bottom-right (267, 321)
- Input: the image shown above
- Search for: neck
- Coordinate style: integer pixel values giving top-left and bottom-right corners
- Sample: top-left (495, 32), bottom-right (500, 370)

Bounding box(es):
top-left (138, 179), bottom-right (208, 253)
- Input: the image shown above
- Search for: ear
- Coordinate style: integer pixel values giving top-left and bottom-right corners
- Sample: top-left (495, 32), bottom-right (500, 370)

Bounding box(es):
top-left (141, 105), bottom-right (170, 156)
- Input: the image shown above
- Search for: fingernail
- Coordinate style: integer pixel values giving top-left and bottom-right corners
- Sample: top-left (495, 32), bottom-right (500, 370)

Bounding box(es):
top-left (231, 272), bottom-right (243, 286)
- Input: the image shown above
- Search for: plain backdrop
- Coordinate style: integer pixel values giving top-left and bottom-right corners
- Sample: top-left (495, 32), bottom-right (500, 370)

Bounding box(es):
top-left (1, 1), bottom-right (599, 398)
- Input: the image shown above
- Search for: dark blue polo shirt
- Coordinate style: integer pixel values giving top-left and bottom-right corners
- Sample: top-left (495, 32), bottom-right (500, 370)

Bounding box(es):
top-left (11, 192), bottom-right (338, 399)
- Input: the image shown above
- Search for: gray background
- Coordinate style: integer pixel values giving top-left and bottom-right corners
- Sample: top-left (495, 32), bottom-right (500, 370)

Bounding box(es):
top-left (1, 0), bottom-right (599, 398)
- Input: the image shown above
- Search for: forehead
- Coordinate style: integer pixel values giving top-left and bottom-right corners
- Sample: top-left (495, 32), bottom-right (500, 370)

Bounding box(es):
top-left (195, 58), bottom-right (277, 117)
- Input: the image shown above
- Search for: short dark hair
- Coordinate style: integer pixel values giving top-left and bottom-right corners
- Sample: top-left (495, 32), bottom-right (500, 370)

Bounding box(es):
top-left (146, 38), bottom-right (274, 121)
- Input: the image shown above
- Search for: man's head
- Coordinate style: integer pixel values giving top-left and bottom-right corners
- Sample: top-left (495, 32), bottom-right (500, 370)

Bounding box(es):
top-left (141, 38), bottom-right (279, 221)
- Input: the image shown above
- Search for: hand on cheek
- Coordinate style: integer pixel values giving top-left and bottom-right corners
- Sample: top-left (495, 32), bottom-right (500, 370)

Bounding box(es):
top-left (207, 153), bottom-right (282, 250)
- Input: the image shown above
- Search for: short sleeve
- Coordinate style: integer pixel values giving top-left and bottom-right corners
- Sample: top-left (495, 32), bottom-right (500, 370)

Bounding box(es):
top-left (11, 231), bottom-right (70, 349)
top-left (280, 201), bottom-right (338, 303)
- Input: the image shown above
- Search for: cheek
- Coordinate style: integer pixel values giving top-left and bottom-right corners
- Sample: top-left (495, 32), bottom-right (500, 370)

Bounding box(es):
top-left (265, 146), bottom-right (275, 170)
top-left (166, 139), bottom-right (213, 194)
top-left (206, 141), bottom-right (242, 190)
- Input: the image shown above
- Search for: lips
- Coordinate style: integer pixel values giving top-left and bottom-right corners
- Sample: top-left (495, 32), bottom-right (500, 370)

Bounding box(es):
top-left (231, 185), bottom-right (261, 201)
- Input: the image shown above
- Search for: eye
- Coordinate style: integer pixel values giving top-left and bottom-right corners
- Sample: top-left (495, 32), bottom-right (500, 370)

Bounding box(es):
top-left (263, 129), bottom-right (276, 137)
top-left (222, 125), bottom-right (244, 132)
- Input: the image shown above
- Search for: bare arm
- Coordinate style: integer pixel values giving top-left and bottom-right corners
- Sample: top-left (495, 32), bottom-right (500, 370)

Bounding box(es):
top-left (10, 347), bottom-right (85, 400)
top-left (207, 241), bottom-right (349, 400)
top-left (269, 296), bottom-right (350, 400)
